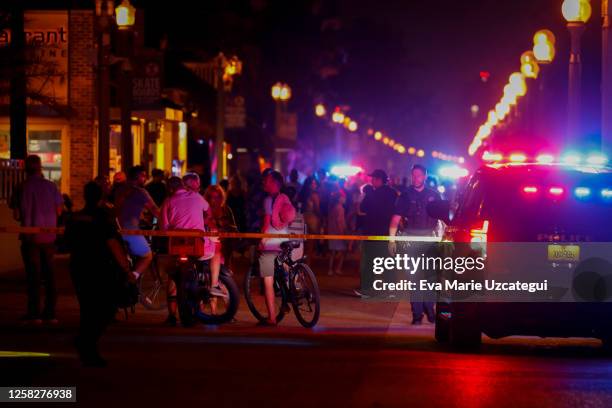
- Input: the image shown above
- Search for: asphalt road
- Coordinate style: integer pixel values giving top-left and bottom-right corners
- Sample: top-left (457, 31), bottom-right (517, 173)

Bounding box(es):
top-left (1, 255), bottom-right (612, 407)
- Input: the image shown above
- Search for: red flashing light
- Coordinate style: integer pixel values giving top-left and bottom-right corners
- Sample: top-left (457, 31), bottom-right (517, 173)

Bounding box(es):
top-left (179, 256), bottom-right (189, 262)
top-left (509, 153), bottom-right (527, 163)
top-left (482, 151), bottom-right (503, 162)
top-left (523, 186), bottom-right (539, 194)
top-left (479, 71), bottom-right (490, 82)
top-left (549, 187), bottom-right (564, 196)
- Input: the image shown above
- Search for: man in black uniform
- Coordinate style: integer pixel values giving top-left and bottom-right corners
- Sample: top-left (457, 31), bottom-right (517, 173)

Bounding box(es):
top-left (65, 182), bottom-right (134, 366)
top-left (389, 164), bottom-right (441, 324)
top-left (355, 169), bottom-right (398, 297)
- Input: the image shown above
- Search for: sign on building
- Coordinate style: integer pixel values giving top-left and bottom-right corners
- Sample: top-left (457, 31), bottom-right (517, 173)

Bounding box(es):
top-left (132, 54), bottom-right (163, 108)
top-left (0, 10), bottom-right (69, 106)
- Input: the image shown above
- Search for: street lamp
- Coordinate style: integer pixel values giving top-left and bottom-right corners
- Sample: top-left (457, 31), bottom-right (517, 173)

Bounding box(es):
top-left (520, 51), bottom-right (540, 79)
top-left (271, 82), bottom-right (291, 102)
top-left (114, 0), bottom-right (136, 170)
top-left (214, 53), bottom-right (242, 183)
top-left (562, 0), bottom-right (592, 145)
top-left (315, 104), bottom-right (326, 117)
top-left (533, 29), bottom-right (556, 63)
top-left (115, 0), bottom-right (136, 29)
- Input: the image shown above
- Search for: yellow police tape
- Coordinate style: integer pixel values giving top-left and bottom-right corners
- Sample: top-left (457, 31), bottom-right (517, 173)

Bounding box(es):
top-left (0, 226), bottom-right (441, 242)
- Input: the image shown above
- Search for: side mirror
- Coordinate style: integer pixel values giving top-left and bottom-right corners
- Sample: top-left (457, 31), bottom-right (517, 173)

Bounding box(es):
top-left (427, 200), bottom-right (451, 225)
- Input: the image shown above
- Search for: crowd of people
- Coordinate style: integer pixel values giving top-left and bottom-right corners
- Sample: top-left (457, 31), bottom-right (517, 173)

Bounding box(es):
top-left (10, 154), bottom-right (443, 366)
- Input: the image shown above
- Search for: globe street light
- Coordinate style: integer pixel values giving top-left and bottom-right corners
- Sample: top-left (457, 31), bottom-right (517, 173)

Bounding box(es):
top-left (562, 0), bottom-right (592, 145)
top-left (115, 0), bottom-right (136, 29)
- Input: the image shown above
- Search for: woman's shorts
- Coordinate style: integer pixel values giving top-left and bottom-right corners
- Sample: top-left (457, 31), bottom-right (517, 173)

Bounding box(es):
top-left (258, 252), bottom-right (277, 277)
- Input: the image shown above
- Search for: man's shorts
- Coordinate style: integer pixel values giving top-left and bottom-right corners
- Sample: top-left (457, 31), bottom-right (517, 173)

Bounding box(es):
top-left (123, 234), bottom-right (152, 258)
top-left (258, 252), bottom-right (277, 278)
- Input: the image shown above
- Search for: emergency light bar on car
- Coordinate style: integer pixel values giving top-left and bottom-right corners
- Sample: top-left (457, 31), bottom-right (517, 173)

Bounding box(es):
top-left (520, 184), bottom-right (612, 201)
top-left (481, 151), bottom-right (609, 166)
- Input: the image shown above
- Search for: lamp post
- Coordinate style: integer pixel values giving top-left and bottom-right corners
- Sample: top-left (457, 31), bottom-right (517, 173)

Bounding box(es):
top-left (603, 0), bottom-right (612, 156)
top-left (562, 0), bottom-right (592, 146)
top-left (214, 54), bottom-right (242, 183)
top-left (331, 108), bottom-right (345, 159)
top-left (95, 0), bottom-right (114, 176)
top-left (530, 30), bottom-right (556, 137)
top-left (115, 0), bottom-right (136, 170)
top-left (271, 82), bottom-right (291, 138)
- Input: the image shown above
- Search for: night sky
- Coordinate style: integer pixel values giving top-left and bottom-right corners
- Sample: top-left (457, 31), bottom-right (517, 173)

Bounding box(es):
top-left (141, 0), bottom-right (604, 159)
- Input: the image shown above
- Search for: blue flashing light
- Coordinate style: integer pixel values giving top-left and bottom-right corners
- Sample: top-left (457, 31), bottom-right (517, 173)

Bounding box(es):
top-left (330, 164), bottom-right (363, 178)
top-left (586, 153), bottom-right (608, 166)
top-left (574, 187), bottom-right (591, 198)
top-left (602, 189), bottom-right (612, 199)
top-left (562, 152), bottom-right (582, 165)
top-left (438, 165), bottom-right (469, 180)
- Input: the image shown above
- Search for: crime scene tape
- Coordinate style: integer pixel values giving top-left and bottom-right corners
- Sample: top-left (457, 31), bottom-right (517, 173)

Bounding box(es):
top-left (0, 226), bottom-right (442, 242)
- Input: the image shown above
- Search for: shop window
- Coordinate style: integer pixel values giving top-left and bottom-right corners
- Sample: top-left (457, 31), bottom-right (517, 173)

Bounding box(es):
top-left (27, 130), bottom-right (62, 184)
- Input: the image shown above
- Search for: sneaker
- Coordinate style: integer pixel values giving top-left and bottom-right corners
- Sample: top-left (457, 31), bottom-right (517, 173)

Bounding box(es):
top-left (411, 319), bottom-right (423, 326)
top-left (209, 285), bottom-right (228, 298)
top-left (163, 315), bottom-right (177, 327)
top-left (426, 315), bottom-right (435, 324)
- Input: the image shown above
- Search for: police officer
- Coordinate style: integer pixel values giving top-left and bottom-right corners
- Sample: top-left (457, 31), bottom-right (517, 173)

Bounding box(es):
top-left (66, 182), bottom-right (134, 366)
top-left (389, 164), bottom-right (441, 324)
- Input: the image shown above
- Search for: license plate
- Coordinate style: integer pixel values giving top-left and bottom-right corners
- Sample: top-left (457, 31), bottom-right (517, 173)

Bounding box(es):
top-left (547, 244), bottom-right (580, 262)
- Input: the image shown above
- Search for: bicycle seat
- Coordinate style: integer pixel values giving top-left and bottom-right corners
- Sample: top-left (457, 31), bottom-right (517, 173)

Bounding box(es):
top-left (280, 240), bottom-right (301, 251)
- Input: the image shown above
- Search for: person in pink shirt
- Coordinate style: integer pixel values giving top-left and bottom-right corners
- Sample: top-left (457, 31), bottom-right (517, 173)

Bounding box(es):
top-left (159, 175), bottom-right (218, 326)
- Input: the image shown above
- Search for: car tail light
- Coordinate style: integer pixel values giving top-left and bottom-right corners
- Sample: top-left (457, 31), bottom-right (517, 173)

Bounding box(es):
top-left (522, 185), bottom-right (539, 194)
top-left (549, 186), bottom-right (564, 196)
top-left (470, 220), bottom-right (490, 243)
top-left (179, 256), bottom-right (188, 262)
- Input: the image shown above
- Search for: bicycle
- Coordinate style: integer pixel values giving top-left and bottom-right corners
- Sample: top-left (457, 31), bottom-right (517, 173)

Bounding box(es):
top-left (244, 240), bottom-right (321, 328)
top-left (169, 234), bottom-right (240, 326)
top-left (136, 222), bottom-right (167, 311)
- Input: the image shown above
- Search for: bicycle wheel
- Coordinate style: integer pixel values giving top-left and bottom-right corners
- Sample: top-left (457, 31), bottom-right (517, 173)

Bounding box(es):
top-left (196, 271), bottom-right (240, 325)
top-left (244, 266), bottom-right (287, 324)
top-left (138, 259), bottom-right (167, 311)
top-left (289, 263), bottom-right (321, 328)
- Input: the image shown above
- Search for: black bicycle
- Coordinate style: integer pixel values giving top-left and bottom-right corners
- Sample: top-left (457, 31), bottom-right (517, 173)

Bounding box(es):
top-left (137, 223), bottom-right (167, 311)
top-left (244, 241), bottom-right (320, 328)
top-left (173, 255), bottom-right (240, 326)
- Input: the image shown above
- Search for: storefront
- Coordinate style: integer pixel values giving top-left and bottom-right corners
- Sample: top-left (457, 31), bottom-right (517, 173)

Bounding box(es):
top-left (0, 117), bottom-right (70, 194)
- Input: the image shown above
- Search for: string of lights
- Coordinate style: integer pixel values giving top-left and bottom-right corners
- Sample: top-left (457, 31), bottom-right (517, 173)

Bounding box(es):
top-left (467, 29), bottom-right (556, 156)
top-left (315, 104), bottom-right (464, 164)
